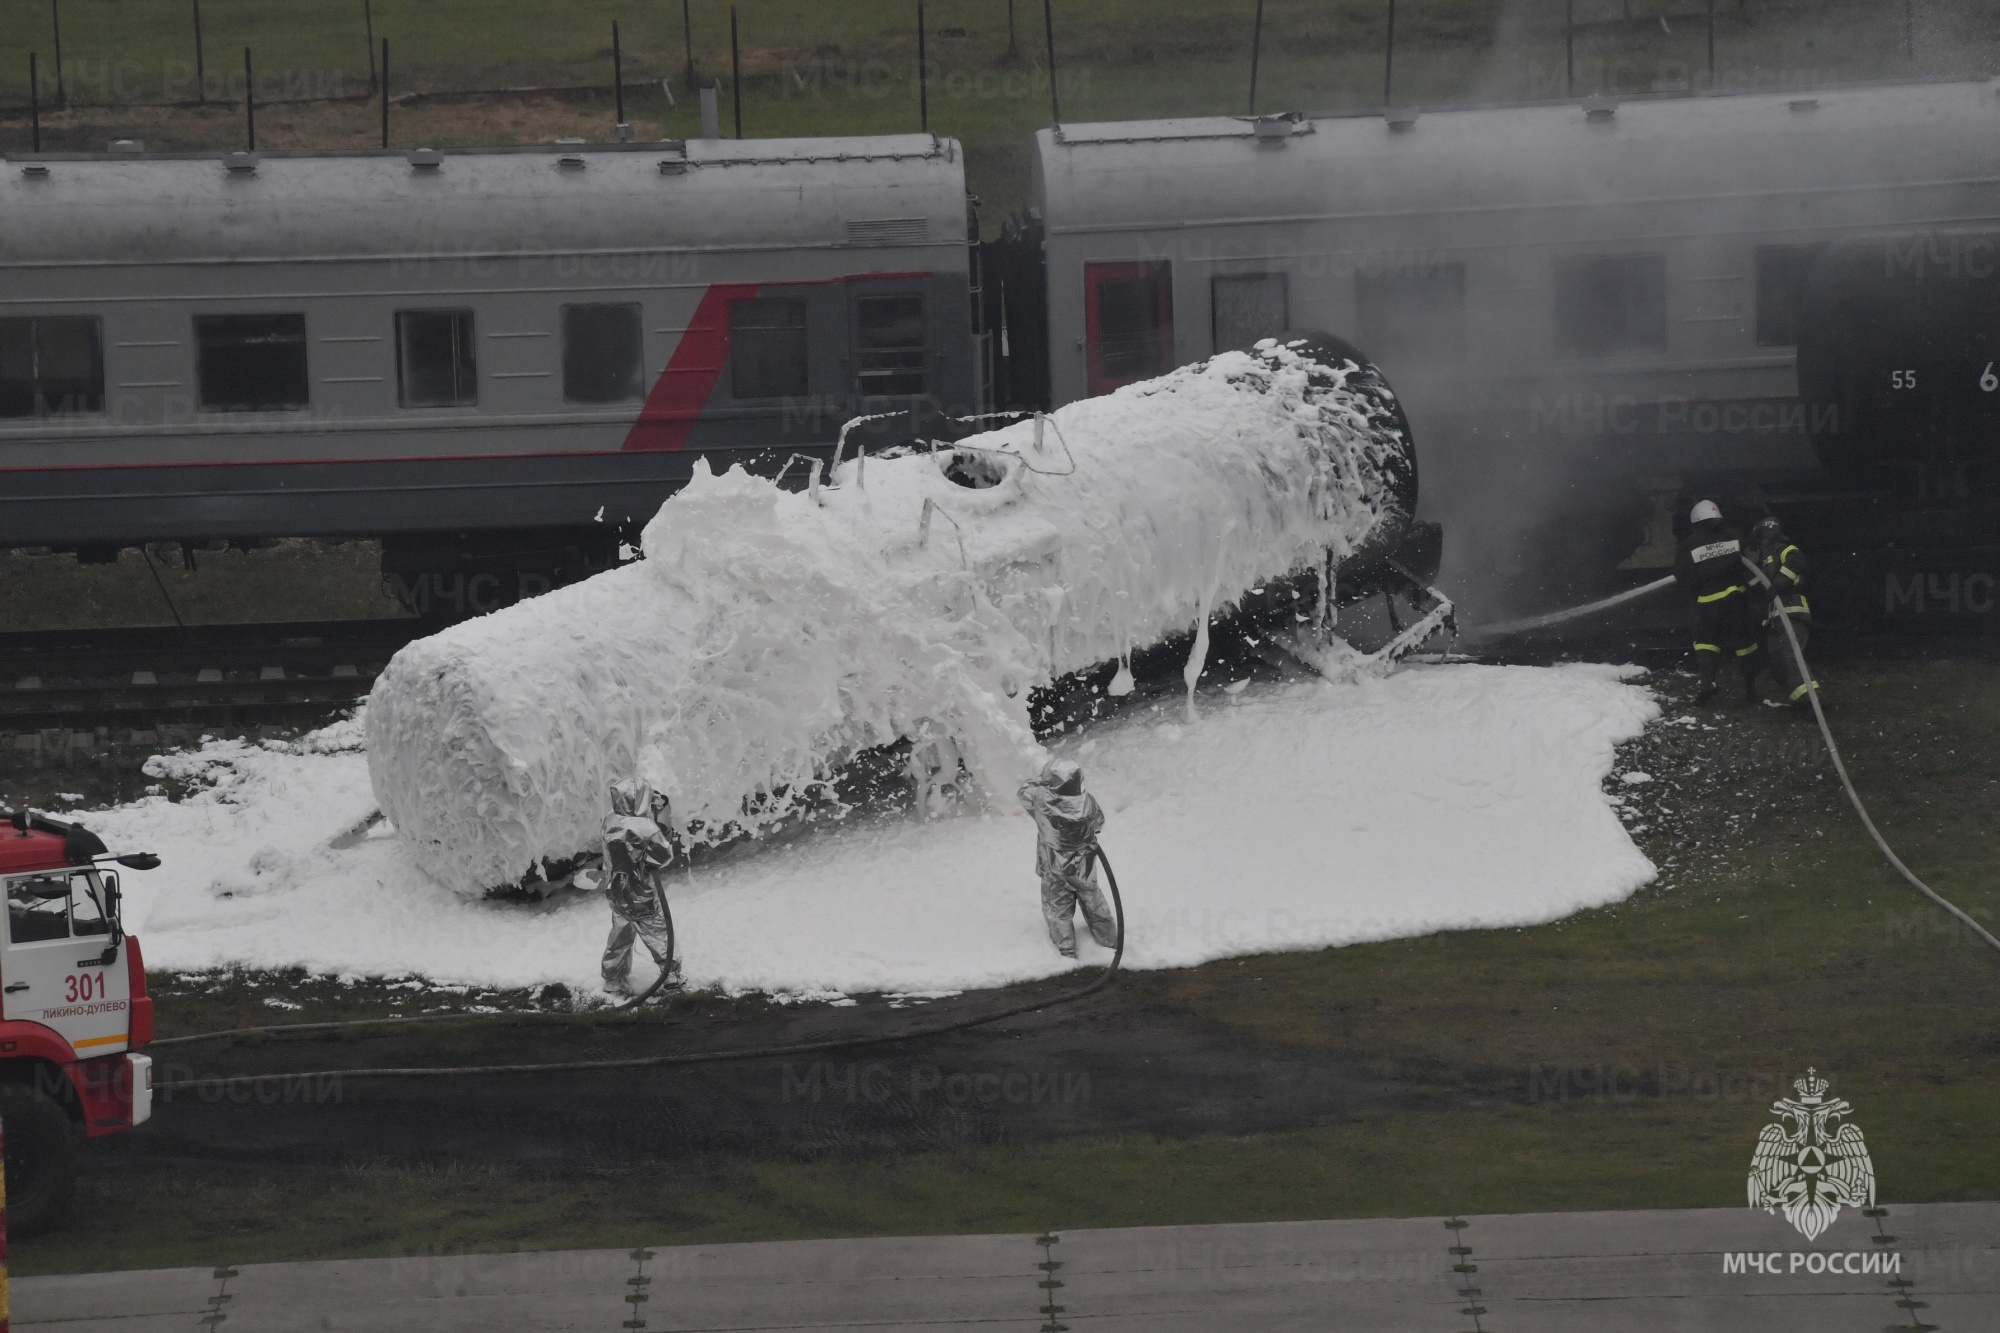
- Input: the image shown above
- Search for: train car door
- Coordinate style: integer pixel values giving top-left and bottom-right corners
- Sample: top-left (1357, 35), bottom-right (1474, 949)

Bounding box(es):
top-left (848, 278), bottom-right (934, 412)
top-left (3, 870), bottom-right (130, 1056)
top-left (1084, 261), bottom-right (1174, 396)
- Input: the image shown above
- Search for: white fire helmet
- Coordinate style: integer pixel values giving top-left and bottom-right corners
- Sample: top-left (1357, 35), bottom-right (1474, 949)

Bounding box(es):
top-left (1689, 499), bottom-right (1723, 525)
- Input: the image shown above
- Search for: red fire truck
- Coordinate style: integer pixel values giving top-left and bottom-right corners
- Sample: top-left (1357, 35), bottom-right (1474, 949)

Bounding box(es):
top-left (0, 809), bottom-right (156, 1235)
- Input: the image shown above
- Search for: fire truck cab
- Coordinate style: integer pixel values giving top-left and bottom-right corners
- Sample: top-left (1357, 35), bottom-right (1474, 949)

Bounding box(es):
top-left (0, 808), bottom-right (156, 1235)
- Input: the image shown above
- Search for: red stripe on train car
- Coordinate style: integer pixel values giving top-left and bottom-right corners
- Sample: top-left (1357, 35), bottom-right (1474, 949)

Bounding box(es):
top-left (620, 282), bottom-right (760, 452)
top-left (620, 272), bottom-right (936, 452)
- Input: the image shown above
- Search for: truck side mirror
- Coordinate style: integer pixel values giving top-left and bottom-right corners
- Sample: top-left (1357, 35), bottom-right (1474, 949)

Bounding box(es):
top-left (115, 853), bottom-right (160, 870)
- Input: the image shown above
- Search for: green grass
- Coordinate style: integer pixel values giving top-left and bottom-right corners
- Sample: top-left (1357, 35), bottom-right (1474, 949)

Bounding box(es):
top-left (12, 651), bottom-right (2000, 1275)
top-left (27, 1085), bottom-right (1993, 1276)
top-left (4, 1), bottom-right (1996, 222)
top-left (0, 541), bottom-right (407, 631)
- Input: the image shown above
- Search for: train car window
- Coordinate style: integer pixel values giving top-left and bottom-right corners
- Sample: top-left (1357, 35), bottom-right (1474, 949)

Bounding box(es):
top-left (1212, 275), bottom-right (1289, 354)
top-left (854, 296), bottom-right (928, 398)
top-left (1356, 264), bottom-right (1466, 363)
top-left (729, 299), bottom-right (810, 399)
top-left (396, 309), bottom-right (478, 407)
top-left (195, 313), bottom-right (310, 411)
top-left (0, 316), bottom-right (105, 418)
top-left (562, 303), bottom-right (646, 404)
top-left (1754, 244), bottom-right (1822, 347)
top-left (1085, 261), bottom-right (1174, 395)
top-left (1553, 255), bottom-right (1666, 355)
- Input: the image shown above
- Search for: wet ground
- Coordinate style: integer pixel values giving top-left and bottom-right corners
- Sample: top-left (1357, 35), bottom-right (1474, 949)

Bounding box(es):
top-left (118, 975), bottom-right (1421, 1177)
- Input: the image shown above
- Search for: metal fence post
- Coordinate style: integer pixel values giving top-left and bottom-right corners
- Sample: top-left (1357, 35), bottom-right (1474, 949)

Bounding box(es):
top-left (27, 53), bottom-right (39, 153)
top-left (614, 20), bottom-right (627, 131)
top-left (381, 38), bottom-right (390, 148)
top-left (1383, 0), bottom-right (1396, 106)
top-left (917, 0), bottom-right (929, 132)
top-left (49, 0), bottom-right (64, 108)
top-left (1043, 0), bottom-right (1060, 124)
top-left (730, 4), bottom-right (742, 137)
top-left (244, 47), bottom-right (254, 150)
top-left (1707, 0), bottom-right (1716, 84)
top-left (682, 0), bottom-right (695, 96)
top-left (366, 0), bottom-right (378, 94)
top-left (1248, 0), bottom-right (1265, 115)
top-left (193, 0), bottom-right (206, 103)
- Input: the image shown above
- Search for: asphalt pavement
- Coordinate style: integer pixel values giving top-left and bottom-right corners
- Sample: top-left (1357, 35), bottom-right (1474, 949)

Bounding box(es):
top-left (14, 1199), bottom-right (1995, 1330)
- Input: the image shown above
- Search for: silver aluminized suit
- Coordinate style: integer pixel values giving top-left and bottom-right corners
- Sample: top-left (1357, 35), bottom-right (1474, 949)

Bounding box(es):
top-left (599, 778), bottom-right (678, 991)
top-left (1018, 759), bottom-right (1116, 957)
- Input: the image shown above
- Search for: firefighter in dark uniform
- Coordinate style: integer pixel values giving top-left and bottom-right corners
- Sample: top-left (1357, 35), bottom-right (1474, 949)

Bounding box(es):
top-left (1751, 516), bottom-right (1818, 709)
top-left (1673, 499), bottom-right (1759, 704)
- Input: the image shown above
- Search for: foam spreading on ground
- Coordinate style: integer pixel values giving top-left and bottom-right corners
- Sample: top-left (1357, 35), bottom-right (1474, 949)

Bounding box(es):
top-left (82, 664), bottom-right (1658, 996)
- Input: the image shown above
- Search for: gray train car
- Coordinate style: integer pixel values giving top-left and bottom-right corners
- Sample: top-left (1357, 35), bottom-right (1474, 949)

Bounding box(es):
top-left (0, 135), bottom-right (978, 607)
top-left (1014, 78), bottom-right (2000, 590)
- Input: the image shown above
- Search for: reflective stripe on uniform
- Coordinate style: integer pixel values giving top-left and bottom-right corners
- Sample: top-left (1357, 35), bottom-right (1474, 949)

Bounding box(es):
top-left (1697, 585), bottom-right (1742, 603)
top-left (1790, 680), bottom-right (1820, 701)
top-left (1782, 565), bottom-right (1803, 583)
top-left (1693, 642), bottom-right (1721, 653)
top-left (1736, 643), bottom-right (1761, 657)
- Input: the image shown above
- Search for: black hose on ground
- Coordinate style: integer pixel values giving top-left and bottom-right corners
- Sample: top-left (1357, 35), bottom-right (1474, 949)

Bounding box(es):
top-left (151, 882), bottom-right (681, 1049)
top-left (152, 847), bottom-right (1127, 1092)
top-left (1740, 557), bottom-right (2000, 957)
top-left (611, 884), bottom-right (681, 1012)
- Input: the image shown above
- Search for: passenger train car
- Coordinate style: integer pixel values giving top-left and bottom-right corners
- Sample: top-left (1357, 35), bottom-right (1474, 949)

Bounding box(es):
top-left (6, 76), bottom-right (2000, 618)
top-left (0, 135), bottom-right (977, 611)
top-left (996, 76), bottom-right (2000, 605)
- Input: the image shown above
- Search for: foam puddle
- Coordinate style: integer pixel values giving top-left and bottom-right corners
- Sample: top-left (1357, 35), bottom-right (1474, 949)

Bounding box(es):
top-left (81, 662), bottom-right (1657, 997)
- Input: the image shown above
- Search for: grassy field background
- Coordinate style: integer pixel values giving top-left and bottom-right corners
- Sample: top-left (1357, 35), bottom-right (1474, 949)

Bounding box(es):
top-left (3, 0), bottom-right (1997, 221)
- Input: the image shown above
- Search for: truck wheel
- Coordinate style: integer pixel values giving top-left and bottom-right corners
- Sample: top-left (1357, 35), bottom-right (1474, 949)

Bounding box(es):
top-left (0, 1081), bottom-right (79, 1237)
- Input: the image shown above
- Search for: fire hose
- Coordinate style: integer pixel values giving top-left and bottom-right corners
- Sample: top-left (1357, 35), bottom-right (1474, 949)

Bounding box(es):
top-left (150, 847), bottom-right (1126, 1092)
top-left (1464, 574), bottom-right (1677, 641)
top-left (1462, 559), bottom-right (1996, 955)
top-left (1739, 556), bottom-right (2000, 957)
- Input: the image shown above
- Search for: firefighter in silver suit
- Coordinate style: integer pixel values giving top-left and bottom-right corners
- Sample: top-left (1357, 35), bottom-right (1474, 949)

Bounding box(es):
top-left (598, 778), bottom-right (680, 994)
top-left (1018, 759), bottom-right (1117, 958)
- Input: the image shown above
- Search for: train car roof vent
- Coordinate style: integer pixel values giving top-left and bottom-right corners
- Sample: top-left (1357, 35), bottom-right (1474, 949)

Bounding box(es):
top-left (407, 147), bottom-right (444, 170)
top-left (658, 142), bottom-right (689, 175)
top-left (108, 138), bottom-right (144, 153)
top-left (224, 151), bottom-right (259, 174)
top-left (20, 163), bottom-right (51, 179)
top-left (847, 217), bottom-right (929, 246)
top-left (556, 154), bottom-right (588, 171)
top-left (1583, 95), bottom-right (1618, 122)
top-left (1385, 109), bottom-right (1420, 132)
top-left (1253, 115), bottom-right (1293, 145)
top-left (1789, 98), bottom-right (1820, 114)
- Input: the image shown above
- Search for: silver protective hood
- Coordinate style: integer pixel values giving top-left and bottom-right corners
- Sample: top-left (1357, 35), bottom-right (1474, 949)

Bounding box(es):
top-left (609, 778), bottom-right (654, 818)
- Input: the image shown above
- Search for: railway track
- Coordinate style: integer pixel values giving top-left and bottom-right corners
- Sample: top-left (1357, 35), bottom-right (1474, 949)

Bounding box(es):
top-left (0, 619), bottom-right (429, 729)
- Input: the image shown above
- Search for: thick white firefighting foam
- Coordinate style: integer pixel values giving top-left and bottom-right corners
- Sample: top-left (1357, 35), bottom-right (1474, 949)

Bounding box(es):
top-left (364, 343), bottom-right (1412, 896)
